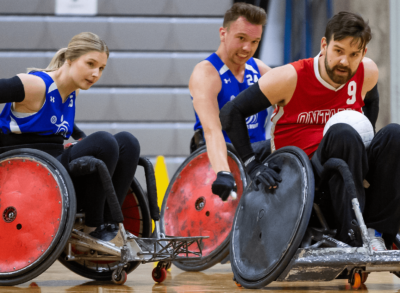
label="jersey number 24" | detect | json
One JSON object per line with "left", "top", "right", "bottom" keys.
{"left": 246, "top": 74, "right": 259, "bottom": 86}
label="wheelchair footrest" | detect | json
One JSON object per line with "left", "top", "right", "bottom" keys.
{"left": 134, "top": 236, "right": 209, "bottom": 262}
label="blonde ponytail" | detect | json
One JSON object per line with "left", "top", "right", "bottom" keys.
{"left": 27, "top": 32, "right": 109, "bottom": 73}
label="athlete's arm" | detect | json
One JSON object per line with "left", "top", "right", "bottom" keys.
{"left": 72, "top": 123, "right": 87, "bottom": 140}
{"left": 361, "top": 57, "right": 379, "bottom": 131}
{"left": 220, "top": 65, "right": 297, "bottom": 189}
{"left": 363, "top": 84, "right": 379, "bottom": 132}
{"left": 254, "top": 58, "right": 272, "bottom": 76}
{"left": 361, "top": 57, "right": 379, "bottom": 97}
{"left": 189, "top": 60, "right": 230, "bottom": 174}
{"left": 221, "top": 64, "right": 297, "bottom": 160}
{"left": 13, "top": 74, "right": 46, "bottom": 113}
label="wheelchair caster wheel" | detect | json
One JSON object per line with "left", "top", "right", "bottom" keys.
{"left": 350, "top": 272, "right": 361, "bottom": 289}
{"left": 233, "top": 277, "right": 242, "bottom": 287}
{"left": 165, "top": 262, "right": 172, "bottom": 270}
{"left": 152, "top": 267, "right": 167, "bottom": 283}
{"left": 112, "top": 270, "right": 127, "bottom": 285}
{"left": 361, "top": 272, "right": 369, "bottom": 284}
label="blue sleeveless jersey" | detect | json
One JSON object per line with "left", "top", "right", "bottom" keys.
{"left": 192, "top": 53, "right": 268, "bottom": 143}
{"left": 0, "top": 71, "right": 76, "bottom": 139}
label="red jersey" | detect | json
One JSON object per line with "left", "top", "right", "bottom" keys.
{"left": 271, "top": 55, "right": 365, "bottom": 158}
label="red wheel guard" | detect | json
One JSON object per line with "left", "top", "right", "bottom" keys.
{"left": 0, "top": 158, "right": 63, "bottom": 273}
{"left": 163, "top": 153, "right": 244, "bottom": 257}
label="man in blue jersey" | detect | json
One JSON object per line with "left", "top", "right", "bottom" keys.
{"left": 189, "top": 3, "right": 271, "bottom": 201}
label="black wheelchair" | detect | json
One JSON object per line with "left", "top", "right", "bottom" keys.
{"left": 0, "top": 147, "right": 206, "bottom": 286}
{"left": 229, "top": 146, "right": 400, "bottom": 289}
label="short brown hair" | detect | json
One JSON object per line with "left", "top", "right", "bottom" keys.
{"left": 325, "top": 11, "right": 372, "bottom": 50}
{"left": 223, "top": 2, "right": 267, "bottom": 29}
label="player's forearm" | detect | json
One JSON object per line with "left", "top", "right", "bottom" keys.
{"left": 204, "top": 130, "right": 230, "bottom": 174}
{"left": 363, "top": 84, "right": 379, "bottom": 132}
{"left": 220, "top": 82, "right": 271, "bottom": 162}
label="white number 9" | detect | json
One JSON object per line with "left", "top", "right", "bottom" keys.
{"left": 347, "top": 81, "right": 357, "bottom": 105}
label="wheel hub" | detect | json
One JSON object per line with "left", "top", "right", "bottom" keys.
{"left": 3, "top": 206, "right": 17, "bottom": 223}
{"left": 195, "top": 197, "right": 206, "bottom": 211}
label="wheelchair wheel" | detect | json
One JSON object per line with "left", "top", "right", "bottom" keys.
{"left": 160, "top": 145, "right": 247, "bottom": 271}
{"left": 58, "top": 177, "right": 152, "bottom": 281}
{"left": 0, "top": 149, "right": 76, "bottom": 286}
{"left": 230, "top": 146, "right": 315, "bottom": 289}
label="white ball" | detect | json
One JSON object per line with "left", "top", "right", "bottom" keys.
{"left": 323, "top": 110, "right": 374, "bottom": 148}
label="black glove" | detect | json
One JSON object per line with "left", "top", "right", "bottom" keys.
{"left": 245, "top": 156, "right": 282, "bottom": 191}
{"left": 212, "top": 171, "right": 237, "bottom": 201}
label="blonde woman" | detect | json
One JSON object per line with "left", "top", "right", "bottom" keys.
{"left": 0, "top": 32, "right": 140, "bottom": 242}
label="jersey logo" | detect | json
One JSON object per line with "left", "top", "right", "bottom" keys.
{"left": 347, "top": 81, "right": 357, "bottom": 105}
{"left": 246, "top": 113, "right": 259, "bottom": 129}
{"left": 55, "top": 115, "right": 70, "bottom": 137}
{"left": 51, "top": 116, "right": 57, "bottom": 124}
{"left": 224, "top": 78, "right": 231, "bottom": 84}
{"left": 50, "top": 96, "right": 55, "bottom": 103}
{"left": 297, "top": 108, "right": 359, "bottom": 124}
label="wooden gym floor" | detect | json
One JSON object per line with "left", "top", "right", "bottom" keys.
{"left": 2, "top": 261, "right": 400, "bottom": 292}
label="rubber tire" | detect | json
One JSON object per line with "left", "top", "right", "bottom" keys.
{"left": 112, "top": 270, "right": 127, "bottom": 285}
{"left": 160, "top": 144, "right": 247, "bottom": 272}
{"left": 0, "top": 149, "right": 76, "bottom": 286}
{"left": 152, "top": 267, "right": 167, "bottom": 283}
{"left": 58, "top": 178, "right": 151, "bottom": 281}
{"left": 230, "top": 146, "right": 315, "bottom": 289}
{"left": 351, "top": 272, "right": 362, "bottom": 289}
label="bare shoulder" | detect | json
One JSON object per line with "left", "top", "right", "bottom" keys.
{"left": 362, "top": 57, "right": 379, "bottom": 76}
{"left": 254, "top": 58, "right": 271, "bottom": 76}
{"left": 16, "top": 73, "right": 46, "bottom": 100}
{"left": 191, "top": 60, "right": 220, "bottom": 82}
{"left": 362, "top": 57, "right": 379, "bottom": 93}
{"left": 189, "top": 60, "right": 221, "bottom": 98}
{"left": 267, "top": 63, "right": 297, "bottom": 80}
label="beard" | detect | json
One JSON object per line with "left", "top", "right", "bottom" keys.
{"left": 324, "top": 52, "right": 357, "bottom": 85}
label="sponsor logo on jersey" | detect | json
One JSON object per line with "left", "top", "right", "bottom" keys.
{"left": 246, "top": 113, "right": 259, "bottom": 129}
{"left": 55, "top": 115, "right": 70, "bottom": 137}
{"left": 297, "top": 108, "right": 358, "bottom": 124}
{"left": 224, "top": 78, "right": 231, "bottom": 84}
{"left": 51, "top": 115, "right": 57, "bottom": 124}
{"left": 50, "top": 96, "right": 55, "bottom": 103}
